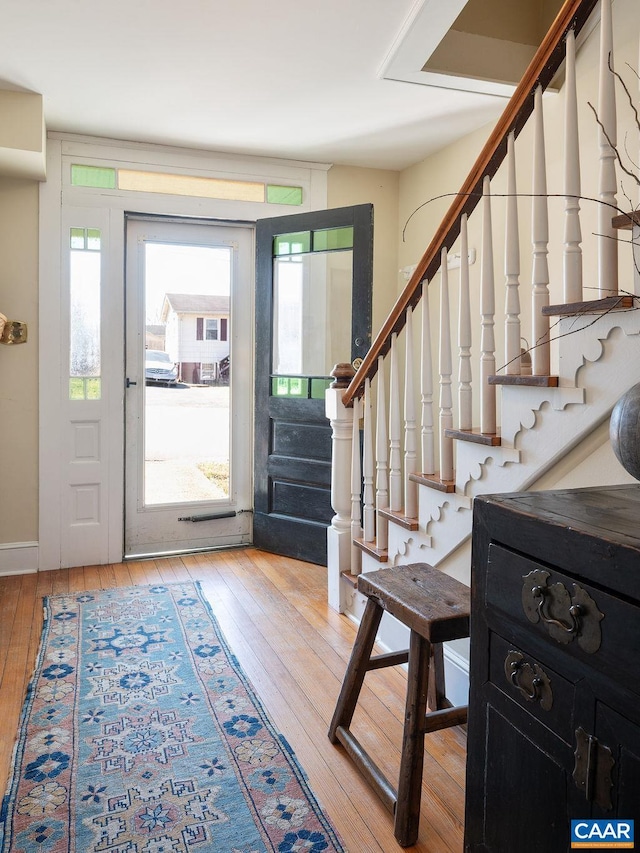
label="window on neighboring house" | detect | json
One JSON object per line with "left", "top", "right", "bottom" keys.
{"left": 196, "top": 317, "right": 228, "bottom": 341}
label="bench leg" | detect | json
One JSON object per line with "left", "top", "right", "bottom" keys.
{"left": 394, "top": 630, "right": 430, "bottom": 847}
{"left": 427, "top": 641, "right": 447, "bottom": 711}
{"left": 328, "top": 597, "right": 383, "bottom": 743}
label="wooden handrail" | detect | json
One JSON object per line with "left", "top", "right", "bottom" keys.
{"left": 342, "top": 0, "right": 600, "bottom": 408}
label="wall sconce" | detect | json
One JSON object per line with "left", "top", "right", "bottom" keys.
{"left": 0, "top": 312, "right": 28, "bottom": 345}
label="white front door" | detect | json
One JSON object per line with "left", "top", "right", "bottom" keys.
{"left": 124, "top": 217, "right": 253, "bottom": 557}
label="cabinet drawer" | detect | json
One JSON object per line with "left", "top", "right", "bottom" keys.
{"left": 485, "top": 544, "right": 640, "bottom": 690}
{"left": 489, "top": 632, "right": 575, "bottom": 744}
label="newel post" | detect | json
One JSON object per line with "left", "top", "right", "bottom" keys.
{"left": 326, "top": 362, "right": 356, "bottom": 612}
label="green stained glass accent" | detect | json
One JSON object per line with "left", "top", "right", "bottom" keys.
{"left": 70, "top": 227, "right": 101, "bottom": 251}
{"left": 273, "top": 232, "right": 311, "bottom": 256}
{"left": 71, "top": 164, "right": 117, "bottom": 189}
{"left": 69, "top": 378, "right": 84, "bottom": 400}
{"left": 272, "top": 376, "right": 309, "bottom": 397}
{"left": 310, "top": 378, "right": 332, "bottom": 399}
{"left": 70, "top": 228, "right": 86, "bottom": 249}
{"left": 69, "top": 377, "right": 101, "bottom": 400}
{"left": 86, "top": 378, "right": 101, "bottom": 399}
{"left": 267, "top": 185, "right": 303, "bottom": 206}
{"left": 313, "top": 226, "right": 354, "bottom": 252}
{"left": 87, "top": 229, "right": 101, "bottom": 251}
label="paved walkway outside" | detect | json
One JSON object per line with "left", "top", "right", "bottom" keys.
{"left": 144, "top": 384, "right": 230, "bottom": 505}
{"left": 145, "top": 458, "right": 228, "bottom": 504}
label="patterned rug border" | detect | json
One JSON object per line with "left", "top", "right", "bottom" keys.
{"left": 0, "top": 580, "right": 346, "bottom": 852}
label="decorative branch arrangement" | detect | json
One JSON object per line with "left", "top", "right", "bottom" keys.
{"left": 588, "top": 56, "right": 640, "bottom": 194}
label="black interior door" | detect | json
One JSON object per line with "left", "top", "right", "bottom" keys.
{"left": 254, "top": 204, "right": 373, "bottom": 565}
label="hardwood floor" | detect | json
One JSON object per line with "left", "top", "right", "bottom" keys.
{"left": 0, "top": 548, "right": 466, "bottom": 852}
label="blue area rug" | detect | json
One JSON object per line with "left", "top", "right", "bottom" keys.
{"left": 0, "top": 582, "right": 345, "bottom": 852}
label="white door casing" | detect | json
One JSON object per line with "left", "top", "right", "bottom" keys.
{"left": 39, "top": 135, "right": 328, "bottom": 570}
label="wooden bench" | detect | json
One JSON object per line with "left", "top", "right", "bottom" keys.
{"left": 328, "top": 563, "right": 470, "bottom": 847}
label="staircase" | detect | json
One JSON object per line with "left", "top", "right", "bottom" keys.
{"left": 325, "top": 0, "right": 640, "bottom": 692}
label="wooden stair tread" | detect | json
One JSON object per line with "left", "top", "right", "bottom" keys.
{"left": 340, "top": 569, "right": 359, "bottom": 587}
{"left": 489, "top": 374, "right": 558, "bottom": 387}
{"left": 444, "top": 428, "right": 501, "bottom": 446}
{"left": 542, "top": 295, "right": 634, "bottom": 316}
{"left": 612, "top": 212, "right": 640, "bottom": 231}
{"left": 378, "top": 507, "right": 419, "bottom": 530}
{"left": 409, "top": 472, "right": 456, "bottom": 493}
{"left": 353, "top": 537, "right": 389, "bottom": 562}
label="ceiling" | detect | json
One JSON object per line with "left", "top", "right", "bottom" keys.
{"left": 0, "top": 0, "right": 511, "bottom": 172}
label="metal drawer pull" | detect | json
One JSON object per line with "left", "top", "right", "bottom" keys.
{"left": 504, "top": 651, "right": 553, "bottom": 710}
{"left": 513, "top": 670, "right": 542, "bottom": 700}
{"left": 521, "top": 570, "right": 604, "bottom": 653}
{"left": 532, "top": 585, "right": 581, "bottom": 635}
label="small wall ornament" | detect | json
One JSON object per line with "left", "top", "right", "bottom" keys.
{"left": 0, "top": 312, "right": 28, "bottom": 345}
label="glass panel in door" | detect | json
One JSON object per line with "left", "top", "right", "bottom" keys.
{"left": 143, "top": 241, "right": 230, "bottom": 505}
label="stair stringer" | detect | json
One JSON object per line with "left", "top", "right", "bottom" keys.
{"left": 382, "top": 311, "right": 640, "bottom": 572}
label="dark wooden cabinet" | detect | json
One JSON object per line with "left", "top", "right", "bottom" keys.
{"left": 465, "top": 485, "right": 640, "bottom": 852}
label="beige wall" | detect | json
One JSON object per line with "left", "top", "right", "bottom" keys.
{"left": 0, "top": 176, "right": 39, "bottom": 544}
{"left": 327, "top": 165, "right": 400, "bottom": 335}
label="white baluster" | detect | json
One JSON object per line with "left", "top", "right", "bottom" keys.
{"left": 480, "top": 176, "right": 497, "bottom": 435}
{"left": 458, "top": 213, "right": 472, "bottom": 429}
{"left": 420, "top": 281, "right": 435, "bottom": 474}
{"left": 362, "top": 378, "right": 375, "bottom": 542}
{"left": 564, "top": 28, "right": 583, "bottom": 303}
{"left": 389, "top": 333, "right": 403, "bottom": 512}
{"left": 375, "top": 356, "right": 389, "bottom": 550}
{"left": 505, "top": 131, "right": 521, "bottom": 375}
{"left": 404, "top": 307, "right": 418, "bottom": 517}
{"left": 439, "top": 249, "right": 454, "bottom": 481}
{"left": 531, "top": 85, "right": 551, "bottom": 376}
{"left": 350, "top": 395, "right": 362, "bottom": 575}
{"left": 597, "top": 0, "right": 618, "bottom": 297}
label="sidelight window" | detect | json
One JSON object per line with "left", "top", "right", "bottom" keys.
{"left": 69, "top": 227, "right": 101, "bottom": 400}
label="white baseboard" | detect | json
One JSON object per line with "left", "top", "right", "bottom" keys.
{"left": 0, "top": 542, "right": 39, "bottom": 576}
{"left": 443, "top": 641, "right": 470, "bottom": 708}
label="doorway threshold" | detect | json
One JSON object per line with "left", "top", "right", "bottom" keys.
{"left": 123, "top": 542, "right": 251, "bottom": 561}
